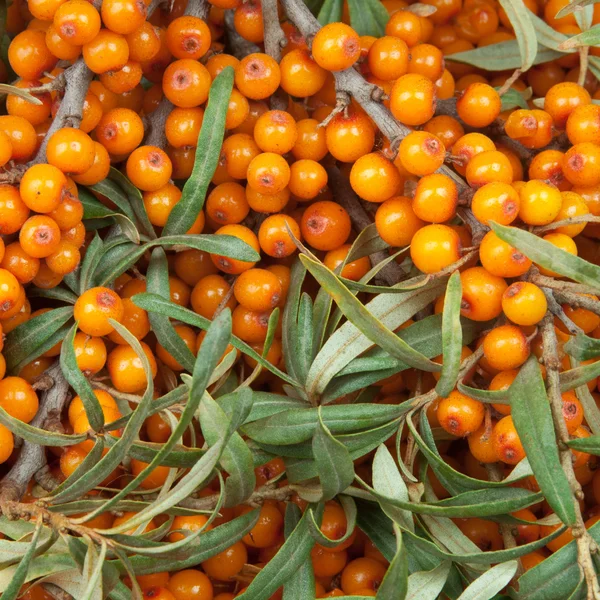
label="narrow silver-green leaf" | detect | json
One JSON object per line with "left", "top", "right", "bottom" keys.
{"left": 78, "top": 233, "right": 104, "bottom": 294}
{"left": 456, "top": 561, "right": 517, "bottom": 600}
{"left": 376, "top": 525, "right": 407, "bottom": 600}
{"left": 318, "top": 0, "right": 343, "bottom": 24}
{"left": 406, "top": 561, "right": 452, "bottom": 600}
{"left": 436, "top": 271, "right": 462, "bottom": 398}
{"left": 347, "top": 0, "right": 389, "bottom": 36}
{"left": 499, "top": 0, "right": 537, "bottom": 70}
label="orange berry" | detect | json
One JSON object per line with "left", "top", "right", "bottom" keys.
{"left": 492, "top": 415, "right": 526, "bottom": 465}
{"left": 544, "top": 82, "right": 591, "bottom": 129}
{"left": 552, "top": 191, "right": 590, "bottom": 237}
{"left": 254, "top": 110, "right": 298, "bottom": 155}
{"left": 390, "top": 73, "right": 436, "bottom": 126}
{"left": 45, "top": 240, "right": 80, "bottom": 274}
{"left": 0, "top": 115, "right": 38, "bottom": 161}
{"left": 258, "top": 214, "right": 301, "bottom": 258}
{"left": 460, "top": 266, "right": 507, "bottom": 322}
{"left": 312, "top": 22, "right": 361, "bottom": 72}
{"left": 502, "top": 282, "right": 548, "bottom": 326}
{"left": 95, "top": 107, "right": 144, "bottom": 155}
{"left": 19, "top": 215, "right": 61, "bottom": 258}
{"left": 410, "top": 224, "right": 461, "bottom": 273}
{"left": 412, "top": 173, "right": 457, "bottom": 223}
{"left": 74, "top": 286, "right": 124, "bottom": 336}
{"left": 235, "top": 53, "right": 280, "bottom": 101}
{"left": 83, "top": 29, "right": 129, "bottom": 74}
{"left": 280, "top": 49, "right": 328, "bottom": 98}
{"left": 289, "top": 159, "right": 328, "bottom": 200}
{"left": 0, "top": 376, "right": 39, "bottom": 423}
{"left": 350, "top": 152, "right": 402, "bottom": 203}
{"left": 301, "top": 200, "right": 351, "bottom": 251}
{"left": 325, "top": 108, "right": 375, "bottom": 163}
{"left": 375, "top": 195, "right": 424, "bottom": 247}
{"left": 456, "top": 83, "right": 501, "bottom": 128}
{"left": 471, "top": 182, "right": 520, "bottom": 226}
{"left": 563, "top": 142, "right": 600, "bottom": 187}
{"left": 107, "top": 341, "right": 158, "bottom": 393}
{"left": 126, "top": 145, "right": 172, "bottom": 192}
{"left": 466, "top": 150, "right": 513, "bottom": 187}
{"left": 8, "top": 30, "right": 57, "bottom": 81}
{"left": 385, "top": 10, "right": 423, "bottom": 46}
{"left": 246, "top": 152, "right": 290, "bottom": 195}
{"left": 211, "top": 224, "right": 260, "bottom": 274}
{"left": 324, "top": 244, "right": 370, "bottom": 281}
{"left": 483, "top": 324, "right": 530, "bottom": 372}
{"left": 19, "top": 164, "right": 67, "bottom": 214}
{"left": 479, "top": 230, "right": 532, "bottom": 278}
{"left": 162, "top": 58, "right": 212, "bottom": 108}
{"left": 438, "top": 390, "right": 485, "bottom": 436}
{"left": 398, "top": 131, "right": 445, "bottom": 176}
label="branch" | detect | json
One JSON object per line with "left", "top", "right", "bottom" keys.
{"left": 325, "top": 165, "right": 406, "bottom": 286}
{"left": 143, "top": 96, "right": 172, "bottom": 149}
{"left": 541, "top": 316, "right": 600, "bottom": 600}
{"left": 0, "top": 362, "right": 70, "bottom": 502}
{"left": 262, "top": 0, "right": 286, "bottom": 62}
{"left": 185, "top": 0, "right": 210, "bottom": 19}
{"left": 178, "top": 484, "right": 293, "bottom": 510}
{"left": 532, "top": 214, "right": 600, "bottom": 235}
{"left": 553, "top": 290, "right": 600, "bottom": 317}
{"left": 530, "top": 273, "right": 600, "bottom": 298}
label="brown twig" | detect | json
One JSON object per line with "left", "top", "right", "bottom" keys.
{"left": 530, "top": 273, "right": 600, "bottom": 298}
{"left": 262, "top": 0, "right": 287, "bottom": 62}
{"left": 497, "top": 68, "right": 523, "bottom": 96}
{"left": 532, "top": 214, "right": 600, "bottom": 235}
{"left": 184, "top": 0, "right": 210, "bottom": 19}
{"left": 178, "top": 484, "right": 293, "bottom": 510}
{"left": 541, "top": 316, "right": 600, "bottom": 600}
{"left": 553, "top": 290, "right": 600, "bottom": 317}
{"left": 143, "top": 96, "right": 172, "bottom": 149}
{"left": 542, "top": 288, "right": 584, "bottom": 335}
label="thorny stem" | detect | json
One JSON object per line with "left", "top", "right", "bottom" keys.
{"left": 541, "top": 316, "right": 600, "bottom": 600}
{"left": 317, "top": 91, "right": 351, "bottom": 128}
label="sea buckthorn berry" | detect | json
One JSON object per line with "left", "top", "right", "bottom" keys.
{"left": 0, "top": 115, "right": 37, "bottom": 161}
{"left": 45, "top": 240, "right": 80, "bottom": 274}
{"left": 221, "top": 133, "right": 261, "bottom": 180}
{"left": 1, "top": 242, "right": 40, "bottom": 284}
{"left": 167, "top": 569, "right": 213, "bottom": 600}
{"left": 165, "top": 107, "right": 204, "bottom": 148}
{"left": 101, "top": 0, "right": 146, "bottom": 35}
{"left": 19, "top": 215, "right": 61, "bottom": 258}
{"left": 258, "top": 214, "right": 301, "bottom": 258}
{"left": 292, "top": 119, "right": 327, "bottom": 161}
{"left": 408, "top": 43, "right": 444, "bottom": 81}
{"left": 126, "top": 145, "right": 172, "bottom": 192}
{"left": 502, "top": 282, "right": 548, "bottom": 326}
{"left": 324, "top": 244, "right": 370, "bottom": 281}
{"left": 483, "top": 324, "right": 530, "bottom": 372}
{"left": 162, "top": 59, "right": 212, "bottom": 108}
{"left": 0, "top": 269, "right": 22, "bottom": 318}
{"left": 563, "top": 142, "right": 600, "bottom": 187}
{"left": 437, "top": 390, "right": 485, "bottom": 436}
{"left": 398, "top": 131, "right": 445, "bottom": 176}
{"left": 173, "top": 249, "right": 218, "bottom": 287}
{"left": 234, "top": 268, "right": 282, "bottom": 312}
{"left": 312, "top": 22, "right": 360, "bottom": 72}
{"left": 246, "top": 152, "right": 290, "bottom": 195}
{"left": 280, "top": 49, "right": 328, "bottom": 98}
{"left": 451, "top": 132, "right": 495, "bottom": 177}
{"left": 54, "top": 0, "right": 101, "bottom": 45}
{"left": 166, "top": 15, "right": 211, "bottom": 60}
{"left": 79, "top": 92, "right": 103, "bottom": 133}
{"left": 301, "top": 200, "right": 351, "bottom": 251}
{"left": 460, "top": 266, "right": 507, "bottom": 322}
{"left": 563, "top": 295, "right": 600, "bottom": 333}
{"left": 456, "top": 83, "right": 501, "bottom": 128}
{"left": 325, "top": 108, "right": 376, "bottom": 163}
{"left": 6, "top": 80, "right": 51, "bottom": 126}
{"left": 375, "top": 196, "right": 425, "bottom": 247}
{"left": 566, "top": 103, "right": 600, "bottom": 145}
{"left": 385, "top": 10, "right": 423, "bottom": 46}
{"left": 126, "top": 22, "right": 161, "bottom": 62}
{"left": 350, "top": 152, "right": 402, "bottom": 203}
{"left": 0, "top": 423, "right": 13, "bottom": 464}
{"left": 0, "top": 186, "right": 30, "bottom": 236}
{"left": 505, "top": 109, "right": 553, "bottom": 150}
{"left": 0, "top": 377, "right": 39, "bottom": 423}
{"left": 74, "top": 286, "right": 124, "bottom": 336}
{"left": 156, "top": 324, "right": 196, "bottom": 371}
{"left": 29, "top": 0, "right": 68, "bottom": 21}
{"left": 73, "top": 332, "right": 107, "bottom": 375}
{"left": 528, "top": 149, "right": 567, "bottom": 190}
{"left": 539, "top": 232, "right": 578, "bottom": 276}
{"left": 201, "top": 541, "right": 247, "bottom": 581}
{"left": 544, "top": 82, "right": 591, "bottom": 129}
{"left": 226, "top": 89, "right": 250, "bottom": 130}
{"left": 493, "top": 415, "right": 525, "bottom": 464}
{"left": 246, "top": 186, "right": 290, "bottom": 213}
{"left": 206, "top": 53, "right": 240, "bottom": 80}
{"left": 456, "top": 518, "right": 503, "bottom": 552}
{"left": 232, "top": 305, "right": 273, "bottom": 343}
{"left": 95, "top": 107, "right": 144, "bottom": 155}
{"left": 562, "top": 391, "right": 584, "bottom": 434}
{"left": 424, "top": 115, "right": 464, "bottom": 150}
{"left": 518, "top": 179, "right": 562, "bottom": 226}
{"left": 471, "top": 182, "right": 520, "bottom": 226}
{"left": 411, "top": 223, "right": 461, "bottom": 274}
{"left": 206, "top": 182, "right": 249, "bottom": 225}
{"left": 8, "top": 30, "right": 57, "bottom": 81}
{"left": 235, "top": 53, "right": 281, "bottom": 101}
{"left": 0, "top": 131, "right": 12, "bottom": 168}
{"left": 46, "top": 127, "right": 95, "bottom": 174}
{"left": 367, "top": 36, "right": 409, "bottom": 81}
{"left": 237, "top": 501, "right": 284, "bottom": 548}
{"left": 412, "top": 173, "right": 457, "bottom": 223}
{"left": 211, "top": 224, "right": 260, "bottom": 274}
{"left": 254, "top": 110, "right": 297, "bottom": 155}
{"left": 311, "top": 546, "right": 348, "bottom": 578}
{"left": 99, "top": 61, "right": 143, "bottom": 95}
{"left": 468, "top": 423, "right": 499, "bottom": 464}
{"left": 108, "top": 298, "right": 150, "bottom": 344}
{"left": 83, "top": 29, "right": 129, "bottom": 74}
{"left": 553, "top": 191, "right": 590, "bottom": 237}
{"left": 191, "top": 274, "right": 236, "bottom": 319}
{"left": 466, "top": 150, "right": 513, "bottom": 188}
{"left": 32, "top": 262, "right": 63, "bottom": 289}
{"left": 390, "top": 73, "right": 436, "bottom": 126}
{"left": 71, "top": 141, "right": 110, "bottom": 186}
{"left": 233, "top": 0, "right": 264, "bottom": 43}
{"left": 107, "top": 341, "right": 157, "bottom": 393}
{"left": 341, "top": 558, "right": 387, "bottom": 595}
{"left": 19, "top": 164, "right": 67, "bottom": 214}
{"left": 289, "top": 159, "right": 328, "bottom": 200}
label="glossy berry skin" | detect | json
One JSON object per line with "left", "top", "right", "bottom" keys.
{"left": 312, "top": 22, "right": 361, "bottom": 72}
{"left": 479, "top": 230, "right": 532, "bottom": 278}
{"left": 234, "top": 268, "right": 282, "bottom": 311}
{"left": 325, "top": 109, "right": 375, "bottom": 163}
{"left": 202, "top": 541, "right": 247, "bottom": 581}
{"left": 460, "top": 266, "right": 507, "bottom": 322}
{"left": 471, "top": 182, "right": 520, "bottom": 226}
{"left": 413, "top": 173, "right": 457, "bottom": 223}
{"left": 368, "top": 36, "right": 409, "bottom": 81}
{"left": 258, "top": 214, "right": 301, "bottom": 258}
{"left": 544, "top": 82, "right": 591, "bottom": 129}
{"left": 518, "top": 180, "right": 563, "bottom": 226}
{"left": 211, "top": 224, "right": 260, "bottom": 274}
{"left": 493, "top": 415, "right": 526, "bottom": 465}
{"left": 300, "top": 201, "right": 351, "bottom": 251}
{"left": 466, "top": 150, "right": 513, "bottom": 187}
{"left": 375, "top": 196, "right": 425, "bottom": 247}
{"left": 410, "top": 224, "right": 461, "bottom": 274}
{"left": 74, "top": 286, "right": 124, "bottom": 337}
{"left": 324, "top": 244, "right": 370, "bottom": 281}
{"left": 390, "top": 73, "right": 436, "bottom": 126}
{"left": 162, "top": 59, "right": 212, "bottom": 108}
{"left": 456, "top": 83, "right": 501, "bottom": 128}
{"left": 350, "top": 152, "right": 402, "bottom": 203}
{"left": 398, "top": 131, "right": 445, "bottom": 176}
{"left": 246, "top": 153, "right": 291, "bottom": 195}
{"left": 166, "top": 16, "right": 211, "bottom": 60}
{"left": 279, "top": 49, "right": 327, "bottom": 98}
{"left": 235, "top": 53, "right": 281, "bottom": 101}
{"left": 502, "top": 282, "right": 548, "bottom": 326}
{"left": 483, "top": 324, "right": 530, "bottom": 372}
{"left": 19, "top": 215, "right": 61, "bottom": 259}
{"left": 107, "top": 341, "right": 158, "bottom": 393}
{"left": 167, "top": 569, "right": 213, "bottom": 600}
{"left": 0, "top": 376, "right": 39, "bottom": 423}
{"left": 566, "top": 103, "right": 600, "bottom": 145}
{"left": 340, "top": 558, "right": 387, "bottom": 595}
{"left": 437, "top": 390, "right": 485, "bottom": 437}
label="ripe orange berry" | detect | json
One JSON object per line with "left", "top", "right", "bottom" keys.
{"left": 126, "top": 145, "right": 172, "bottom": 192}
{"left": 107, "top": 341, "right": 158, "bottom": 393}
{"left": 350, "top": 152, "right": 402, "bottom": 203}
{"left": 19, "top": 164, "right": 67, "bottom": 214}
{"left": 563, "top": 294, "right": 600, "bottom": 333}
{"left": 301, "top": 200, "right": 351, "bottom": 251}
{"left": 165, "top": 107, "right": 204, "bottom": 148}
{"left": 456, "top": 83, "right": 501, "bottom": 128}
{"left": 1, "top": 242, "right": 40, "bottom": 284}
{"left": 254, "top": 110, "right": 298, "bottom": 155}
{"left": 518, "top": 179, "right": 562, "bottom": 226}
{"left": 412, "top": 173, "right": 457, "bottom": 223}
{"left": 312, "top": 22, "right": 360, "bottom": 72}
{"left": 101, "top": 0, "right": 146, "bottom": 35}
{"left": 289, "top": 159, "right": 328, "bottom": 200}
{"left": 0, "top": 423, "right": 14, "bottom": 464}
{"left": 544, "top": 82, "right": 591, "bottom": 129}
{"left": 8, "top": 30, "right": 57, "bottom": 81}
{"left": 45, "top": 240, "right": 80, "bottom": 275}
{"left": 493, "top": 415, "right": 526, "bottom": 465}
{"left": 6, "top": 80, "right": 52, "bottom": 127}
{"left": 191, "top": 274, "right": 236, "bottom": 319}
{"left": 502, "top": 282, "right": 548, "bottom": 326}
{"left": 483, "top": 324, "right": 530, "bottom": 372}
{"left": 563, "top": 142, "right": 600, "bottom": 187}
{"left": 246, "top": 152, "right": 290, "bottom": 195}
{"left": 390, "top": 73, "right": 436, "bottom": 126}
{"left": 385, "top": 10, "right": 423, "bottom": 46}
{"left": 539, "top": 232, "right": 578, "bottom": 276}
{"left": 95, "top": 107, "right": 144, "bottom": 155}
{"left": 398, "top": 131, "right": 445, "bottom": 176}
{"left": 233, "top": 0, "right": 264, "bottom": 43}
{"left": 201, "top": 541, "right": 247, "bottom": 581}
{"left": 467, "top": 423, "right": 499, "bottom": 463}
{"left": 211, "top": 224, "right": 260, "bottom": 274}
{"left": 99, "top": 61, "right": 143, "bottom": 95}
{"left": 325, "top": 108, "right": 376, "bottom": 163}
{"left": 235, "top": 53, "right": 281, "bottom": 101}
{"left": 233, "top": 268, "right": 282, "bottom": 312}
{"left": 566, "top": 103, "right": 600, "bottom": 145}
{"left": 126, "top": 22, "right": 161, "bottom": 62}
{"left": 437, "top": 390, "right": 485, "bottom": 437}
{"left": 410, "top": 224, "right": 461, "bottom": 274}
{"left": 367, "top": 36, "right": 410, "bottom": 81}
{"left": 324, "top": 244, "right": 370, "bottom": 281}
{"left": 165, "top": 16, "right": 211, "bottom": 60}
{"left": 292, "top": 118, "right": 327, "bottom": 161}
{"left": 221, "top": 133, "right": 261, "bottom": 180}
{"left": 0, "top": 376, "right": 39, "bottom": 423}
{"left": 0, "top": 115, "right": 39, "bottom": 161}
{"left": 162, "top": 59, "right": 212, "bottom": 108}
{"left": 280, "top": 49, "right": 328, "bottom": 98}
{"left": 205, "top": 182, "right": 249, "bottom": 225}
{"left": 258, "top": 214, "right": 301, "bottom": 258}
{"left": 68, "top": 389, "right": 117, "bottom": 425}
{"left": 375, "top": 196, "right": 424, "bottom": 247}
{"left": 341, "top": 558, "right": 387, "bottom": 595}
{"left": 466, "top": 150, "right": 513, "bottom": 187}
{"left": 479, "top": 230, "right": 532, "bottom": 278}
{"left": 471, "top": 182, "right": 520, "bottom": 226}
{"left": 54, "top": 0, "right": 101, "bottom": 45}
{"left": 460, "top": 266, "right": 507, "bottom": 322}
{"left": 19, "top": 215, "right": 61, "bottom": 258}
{"left": 83, "top": 29, "right": 129, "bottom": 74}
{"left": 552, "top": 191, "right": 590, "bottom": 237}
{"left": 167, "top": 569, "right": 213, "bottom": 600}
{"left": 74, "top": 286, "right": 124, "bottom": 336}
{"left": 46, "top": 127, "right": 95, "bottom": 174}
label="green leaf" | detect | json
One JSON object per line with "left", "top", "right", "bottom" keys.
{"left": 295, "top": 293, "right": 314, "bottom": 384}
{"left": 51, "top": 438, "right": 105, "bottom": 497}
{"left": 445, "top": 40, "right": 562, "bottom": 70}
{"left": 282, "top": 258, "right": 306, "bottom": 383}
{"left": 300, "top": 254, "right": 440, "bottom": 374}
{"left": 436, "top": 272, "right": 463, "bottom": 398}
{"left": 406, "top": 562, "right": 452, "bottom": 600}
{"left": 307, "top": 497, "right": 358, "bottom": 549}
{"left": 146, "top": 247, "right": 195, "bottom": 373}
{"left": 27, "top": 286, "right": 78, "bottom": 304}
{"left": 498, "top": 0, "right": 537, "bottom": 70}
{"left": 4, "top": 307, "right": 73, "bottom": 372}
{"left": 236, "top": 508, "right": 315, "bottom": 600}
{"left": 491, "top": 222, "right": 600, "bottom": 293}
{"left": 0, "top": 83, "right": 43, "bottom": 104}
{"left": 79, "top": 540, "right": 106, "bottom": 600}
{"left": 564, "top": 333, "right": 600, "bottom": 361}
{"left": 560, "top": 360, "right": 600, "bottom": 392}
{"left": 307, "top": 281, "right": 446, "bottom": 397}
{"left": 347, "top": 0, "right": 389, "bottom": 36}
{"left": 457, "top": 383, "right": 510, "bottom": 405}
{"left": 499, "top": 86, "right": 531, "bottom": 111}
{"left": 558, "top": 21, "right": 600, "bottom": 49}
{"left": 456, "top": 561, "right": 517, "bottom": 600}
{"left": 317, "top": 0, "right": 343, "bottom": 24}
{"left": 79, "top": 187, "right": 121, "bottom": 220}
{"left": 282, "top": 504, "right": 315, "bottom": 600}
{"left": 566, "top": 433, "right": 600, "bottom": 454}
{"left": 554, "top": 0, "right": 600, "bottom": 19}
{"left": 132, "top": 292, "right": 297, "bottom": 385}
{"left": 163, "top": 67, "right": 234, "bottom": 236}
{"left": 527, "top": 10, "right": 572, "bottom": 51}
{"left": 372, "top": 445, "right": 414, "bottom": 532}
{"left": 376, "top": 525, "right": 408, "bottom": 600}
{"left": 89, "top": 177, "right": 137, "bottom": 224}
{"left": 509, "top": 356, "right": 577, "bottom": 526}
{"left": 60, "top": 322, "right": 105, "bottom": 431}
{"left": 312, "top": 407, "right": 355, "bottom": 501}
